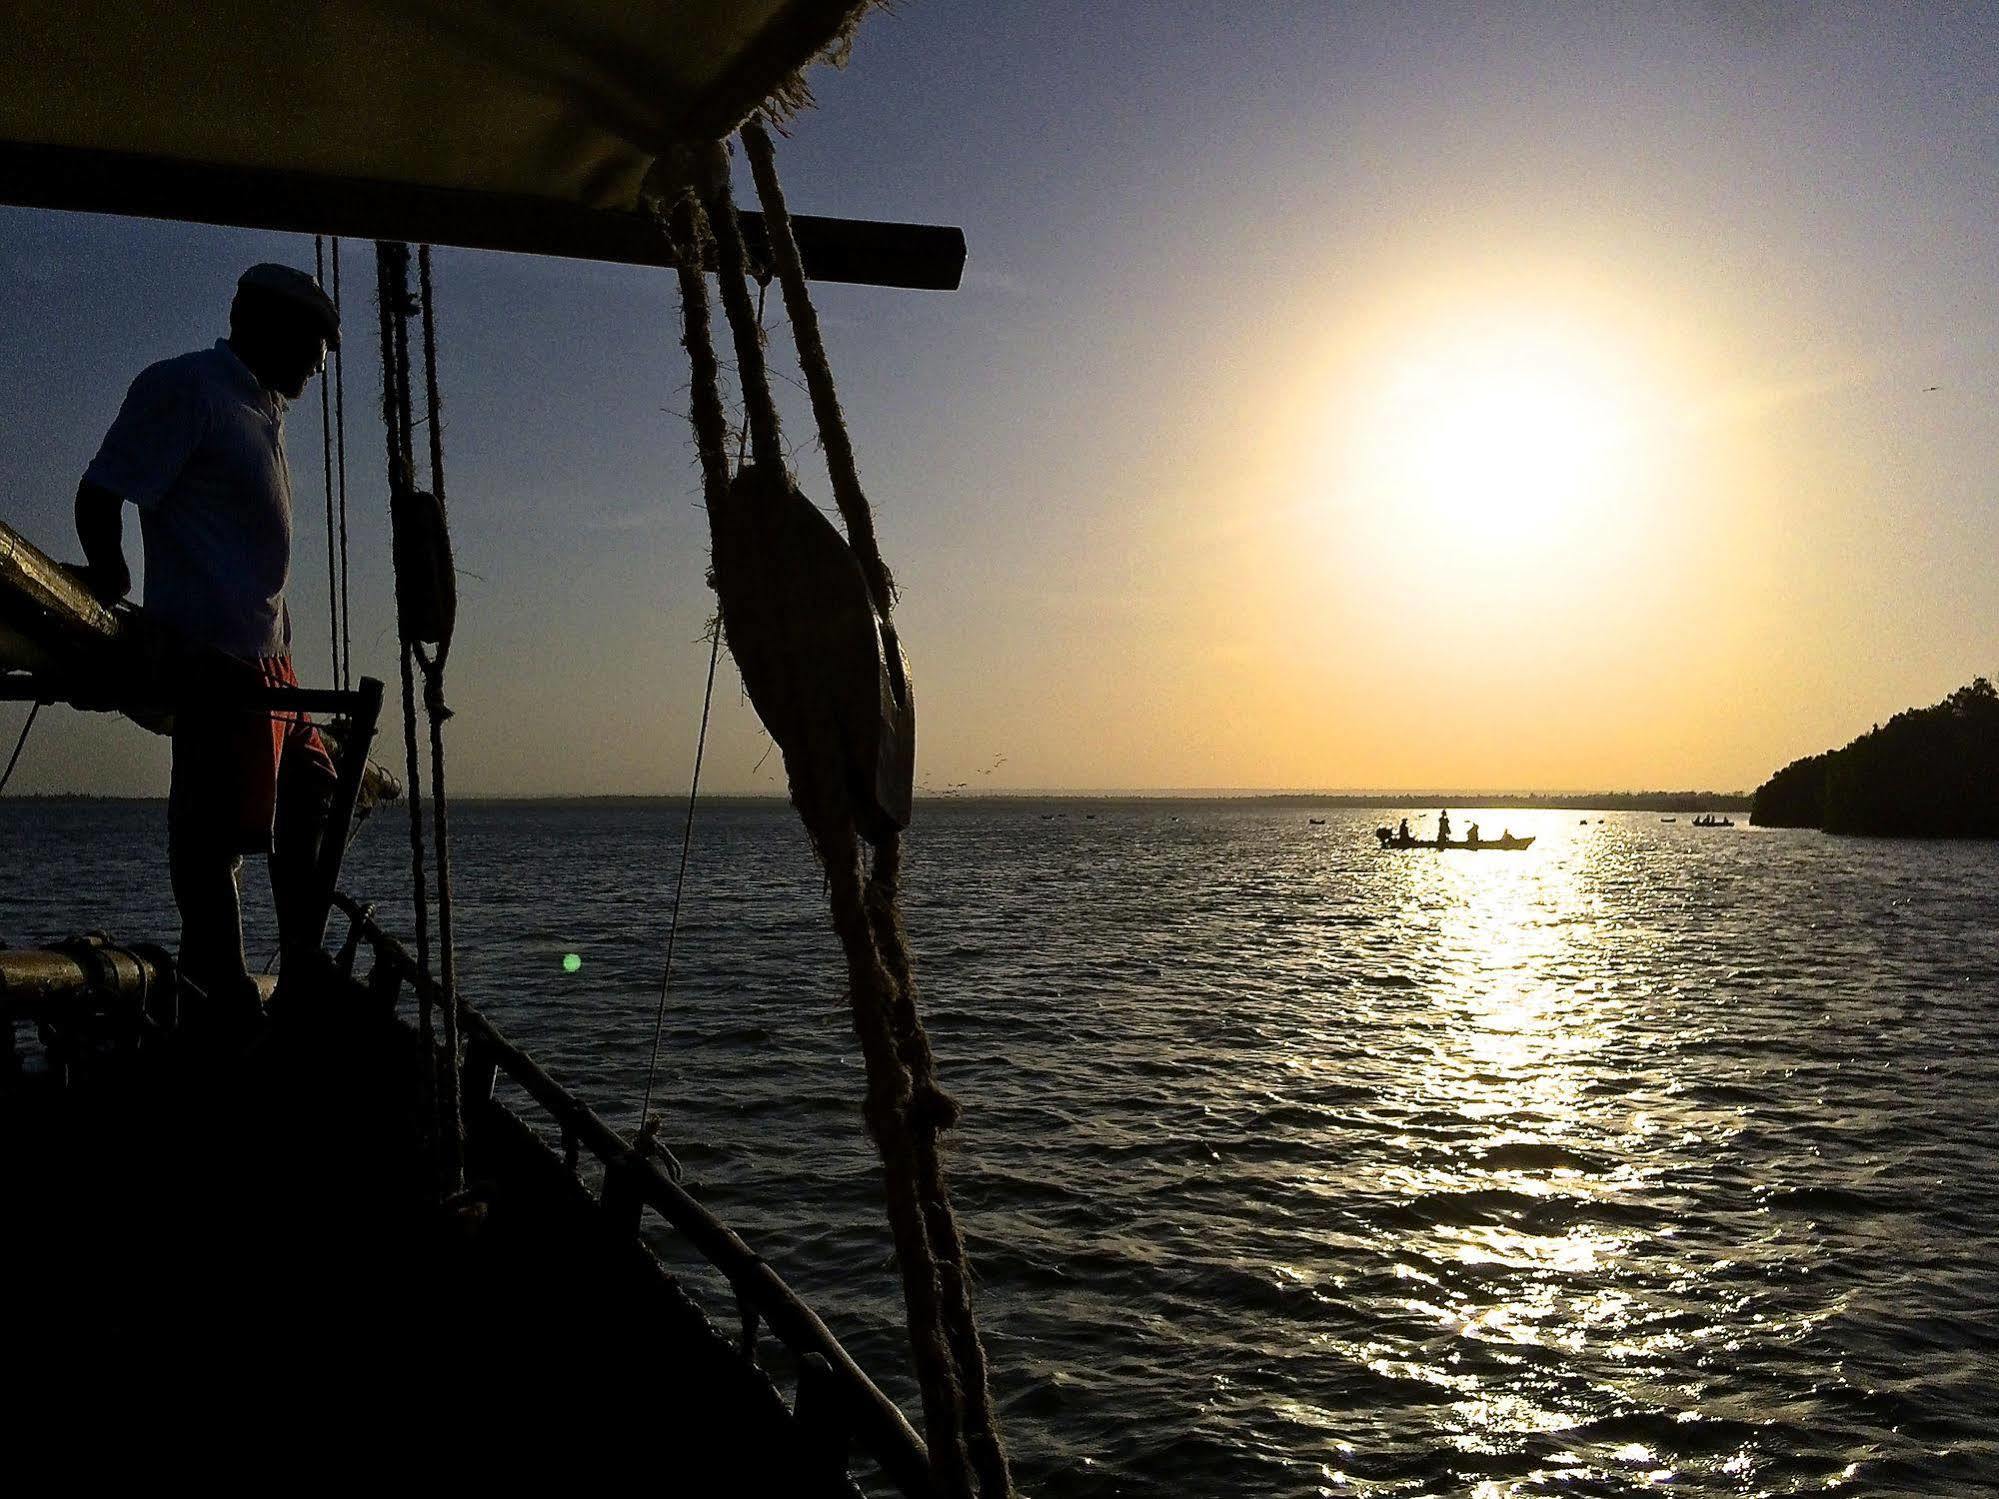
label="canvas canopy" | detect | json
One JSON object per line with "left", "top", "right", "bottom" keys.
{"left": 0, "top": 0, "right": 961, "bottom": 287}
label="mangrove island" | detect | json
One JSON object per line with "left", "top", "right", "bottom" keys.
{"left": 1751, "top": 676, "right": 1999, "bottom": 837}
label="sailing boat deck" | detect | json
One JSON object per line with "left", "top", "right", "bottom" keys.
{"left": 2, "top": 936, "right": 921, "bottom": 1492}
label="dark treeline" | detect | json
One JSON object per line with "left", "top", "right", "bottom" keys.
{"left": 1751, "top": 677, "right": 1999, "bottom": 837}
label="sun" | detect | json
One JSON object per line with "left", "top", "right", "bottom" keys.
{"left": 1352, "top": 321, "right": 1639, "bottom": 549}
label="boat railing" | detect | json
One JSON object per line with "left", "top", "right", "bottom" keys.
{"left": 327, "top": 891, "right": 934, "bottom": 1499}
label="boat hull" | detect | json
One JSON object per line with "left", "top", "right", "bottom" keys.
{"left": 1, "top": 959, "right": 878, "bottom": 1491}
{"left": 1374, "top": 830, "right": 1535, "bottom": 851}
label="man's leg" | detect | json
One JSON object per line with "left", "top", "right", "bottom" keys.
{"left": 168, "top": 824, "right": 252, "bottom": 1009}
{"left": 167, "top": 684, "right": 269, "bottom": 1028}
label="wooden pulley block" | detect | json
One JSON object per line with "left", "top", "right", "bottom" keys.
{"left": 709, "top": 464, "right": 914, "bottom": 845}
{"left": 390, "top": 488, "right": 456, "bottom": 652}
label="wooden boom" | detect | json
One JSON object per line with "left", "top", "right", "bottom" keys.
{"left": 0, "top": 142, "right": 967, "bottom": 292}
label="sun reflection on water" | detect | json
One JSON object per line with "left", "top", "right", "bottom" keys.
{"left": 1323, "top": 813, "right": 1713, "bottom": 1488}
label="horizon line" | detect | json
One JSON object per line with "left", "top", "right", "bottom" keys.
{"left": 4, "top": 786, "right": 1757, "bottom": 803}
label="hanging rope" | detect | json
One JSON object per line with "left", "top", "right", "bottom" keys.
{"left": 740, "top": 278, "right": 769, "bottom": 470}
{"left": 635, "top": 621, "right": 720, "bottom": 1160}
{"left": 316, "top": 235, "right": 340, "bottom": 684}
{"left": 864, "top": 836, "right": 1010, "bottom": 1496}
{"left": 741, "top": 123, "right": 894, "bottom": 614}
{"left": 635, "top": 273, "right": 768, "bottom": 1168}
{"left": 670, "top": 192, "right": 733, "bottom": 498}
{"left": 332, "top": 237, "right": 354, "bottom": 692}
{"left": 374, "top": 239, "right": 464, "bottom": 1199}
{"left": 744, "top": 128, "right": 1011, "bottom": 1498}
{"left": 415, "top": 243, "right": 466, "bottom": 1196}
{"left": 375, "top": 240, "right": 434, "bottom": 1118}
{"left": 671, "top": 141, "right": 1011, "bottom": 1499}
{"left": 696, "top": 158, "right": 975, "bottom": 1498}
{"left": 702, "top": 174, "right": 785, "bottom": 481}
{"left": 0, "top": 702, "right": 40, "bottom": 795}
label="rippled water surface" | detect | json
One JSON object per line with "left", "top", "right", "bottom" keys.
{"left": 6, "top": 799, "right": 1997, "bottom": 1495}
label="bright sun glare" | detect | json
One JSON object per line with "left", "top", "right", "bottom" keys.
{"left": 1353, "top": 322, "right": 1639, "bottom": 550}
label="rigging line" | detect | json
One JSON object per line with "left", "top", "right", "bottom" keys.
{"left": 742, "top": 123, "right": 895, "bottom": 614}
{"left": 696, "top": 153, "right": 785, "bottom": 479}
{"left": 391, "top": 258, "right": 417, "bottom": 487}
{"left": 634, "top": 252, "right": 762, "bottom": 1158}
{"left": 317, "top": 235, "right": 339, "bottom": 688}
{"left": 636, "top": 619, "right": 722, "bottom": 1154}
{"left": 332, "top": 237, "right": 353, "bottom": 692}
{"left": 418, "top": 245, "right": 448, "bottom": 513}
{"left": 421, "top": 662, "right": 465, "bottom": 1195}
{"left": 415, "top": 241, "right": 465, "bottom": 1195}
{"left": 738, "top": 278, "right": 769, "bottom": 469}
{"left": 0, "top": 702, "right": 40, "bottom": 794}
{"left": 699, "top": 149, "right": 978, "bottom": 1495}
{"left": 377, "top": 240, "right": 440, "bottom": 1171}
{"left": 668, "top": 191, "right": 731, "bottom": 498}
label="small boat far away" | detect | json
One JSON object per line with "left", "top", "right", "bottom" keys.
{"left": 1691, "top": 814, "right": 1736, "bottom": 827}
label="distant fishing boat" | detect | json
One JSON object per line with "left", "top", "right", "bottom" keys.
{"left": 1374, "top": 828, "right": 1534, "bottom": 851}
{"left": 1692, "top": 815, "right": 1735, "bottom": 828}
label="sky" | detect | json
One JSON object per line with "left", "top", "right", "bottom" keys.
{"left": 1, "top": 1, "right": 1995, "bottom": 796}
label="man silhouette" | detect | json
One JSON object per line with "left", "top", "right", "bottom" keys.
{"left": 75, "top": 263, "right": 340, "bottom": 1027}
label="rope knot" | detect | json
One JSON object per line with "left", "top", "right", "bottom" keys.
{"left": 910, "top": 1083, "right": 962, "bottom": 1134}
{"left": 420, "top": 665, "right": 452, "bottom": 724}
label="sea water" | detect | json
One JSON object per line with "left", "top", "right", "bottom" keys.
{"left": 4, "top": 798, "right": 1995, "bottom": 1496}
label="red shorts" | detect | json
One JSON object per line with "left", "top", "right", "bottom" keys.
{"left": 169, "top": 653, "right": 336, "bottom": 854}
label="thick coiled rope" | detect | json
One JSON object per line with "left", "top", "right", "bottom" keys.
{"left": 745, "top": 120, "right": 1007, "bottom": 1495}
{"left": 667, "top": 138, "right": 1011, "bottom": 1499}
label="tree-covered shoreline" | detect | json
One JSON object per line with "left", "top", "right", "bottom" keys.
{"left": 1751, "top": 678, "right": 1999, "bottom": 836}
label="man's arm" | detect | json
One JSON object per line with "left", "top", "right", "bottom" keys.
{"left": 79, "top": 354, "right": 209, "bottom": 605}
{"left": 73, "top": 480, "right": 132, "bottom": 603}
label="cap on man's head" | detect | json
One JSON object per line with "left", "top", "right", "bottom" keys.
{"left": 236, "top": 262, "right": 340, "bottom": 348}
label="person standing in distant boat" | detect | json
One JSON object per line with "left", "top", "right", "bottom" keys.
{"left": 72, "top": 263, "right": 341, "bottom": 1031}
{"left": 1397, "top": 817, "right": 1411, "bottom": 844}
{"left": 1437, "top": 810, "right": 1452, "bottom": 846}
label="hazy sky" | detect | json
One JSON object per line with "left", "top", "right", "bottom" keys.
{"left": 1, "top": 1, "right": 1994, "bottom": 795}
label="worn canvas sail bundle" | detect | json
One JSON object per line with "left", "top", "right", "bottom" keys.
{"left": 1, "top": 0, "right": 868, "bottom": 195}
{"left": 0, "top": 1, "right": 959, "bottom": 284}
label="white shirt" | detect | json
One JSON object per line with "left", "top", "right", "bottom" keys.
{"left": 85, "top": 340, "right": 294, "bottom": 657}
